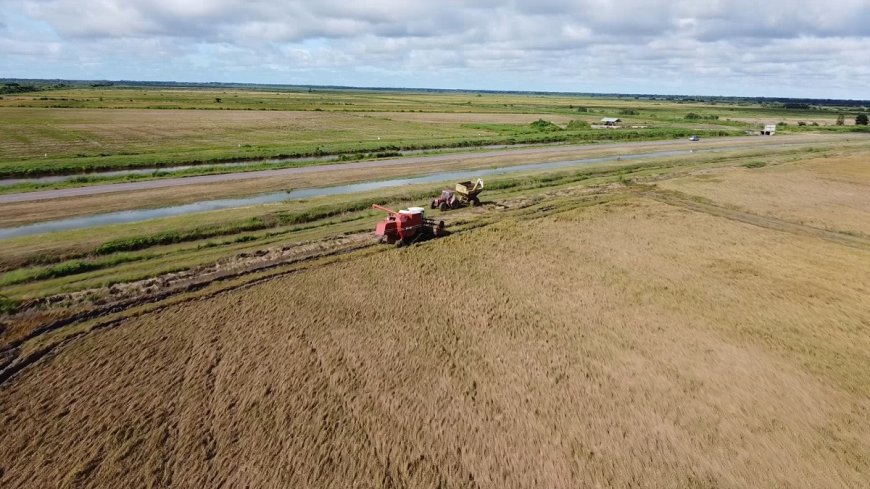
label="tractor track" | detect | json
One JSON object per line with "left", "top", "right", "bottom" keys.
{"left": 640, "top": 188, "right": 870, "bottom": 250}
{"left": 9, "top": 180, "right": 841, "bottom": 388}
{"left": 0, "top": 239, "right": 377, "bottom": 387}
{"left": 0, "top": 185, "right": 623, "bottom": 387}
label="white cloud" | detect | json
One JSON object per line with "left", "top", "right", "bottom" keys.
{"left": 1, "top": 1, "right": 868, "bottom": 98}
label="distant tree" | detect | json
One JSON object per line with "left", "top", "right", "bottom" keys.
{"left": 836, "top": 114, "right": 845, "bottom": 125}
{"left": 856, "top": 114, "right": 869, "bottom": 125}
{"left": 214, "top": 97, "right": 222, "bottom": 103}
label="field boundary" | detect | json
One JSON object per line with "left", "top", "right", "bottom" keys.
{"left": 642, "top": 188, "right": 870, "bottom": 249}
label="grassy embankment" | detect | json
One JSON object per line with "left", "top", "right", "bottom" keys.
{"left": 0, "top": 142, "right": 861, "bottom": 310}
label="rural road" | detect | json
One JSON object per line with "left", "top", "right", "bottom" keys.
{"left": 0, "top": 134, "right": 858, "bottom": 204}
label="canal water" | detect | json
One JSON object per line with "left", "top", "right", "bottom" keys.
{"left": 0, "top": 148, "right": 699, "bottom": 240}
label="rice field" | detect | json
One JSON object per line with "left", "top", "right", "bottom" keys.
{"left": 1, "top": 151, "right": 868, "bottom": 487}
{"left": 659, "top": 152, "right": 870, "bottom": 237}
{"left": 5, "top": 86, "right": 864, "bottom": 179}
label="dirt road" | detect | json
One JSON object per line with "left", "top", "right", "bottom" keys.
{"left": 0, "top": 134, "right": 856, "bottom": 204}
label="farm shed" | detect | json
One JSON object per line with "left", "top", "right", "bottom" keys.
{"left": 601, "top": 117, "right": 622, "bottom": 126}
{"left": 762, "top": 123, "right": 776, "bottom": 135}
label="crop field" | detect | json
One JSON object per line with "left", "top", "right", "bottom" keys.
{"left": 2, "top": 86, "right": 866, "bottom": 184}
{"left": 1, "top": 137, "right": 869, "bottom": 487}
{"left": 659, "top": 152, "right": 870, "bottom": 236}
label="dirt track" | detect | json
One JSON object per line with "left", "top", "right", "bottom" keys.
{"left": 0, "top": 134, "right": 854, "bottom": 204}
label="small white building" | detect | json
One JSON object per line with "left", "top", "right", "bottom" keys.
{"left": 762, "top": 123, "right": 776, "bottom": 135}
{"left": 600, "top": 117, "right": 622, "bottom": 127}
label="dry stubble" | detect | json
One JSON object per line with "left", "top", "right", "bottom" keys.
{"left": 1, "top": 197, "right": 868, "bottom": 488}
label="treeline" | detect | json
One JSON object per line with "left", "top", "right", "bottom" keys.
{"left": 2, "top": 78, "right": 867, "bottom": 107}
{"left": 1, "top": 83, "right": 41, "bottom": 94}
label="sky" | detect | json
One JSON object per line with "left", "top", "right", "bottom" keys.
{"left": 1, "top": 1, "right": 869, "bottom": 99}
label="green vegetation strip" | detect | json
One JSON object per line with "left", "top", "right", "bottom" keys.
{"left": 1, "top": 143, "right": 862, "bottom": 309}
{"left": 0, "top": 126, "right": 740, "bottom": 182}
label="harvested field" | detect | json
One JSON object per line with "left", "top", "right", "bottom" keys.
{"left": 0, "top": 108, "right": 483, "bottom": 162}
{"left": 659, "top": 152, "right": 870, "bottom": 236}
{"left": 375, "top": 112, "right": 577, "bottom": 125}
{"left": 2, "top": 194, "right": 868, "bottom": 487}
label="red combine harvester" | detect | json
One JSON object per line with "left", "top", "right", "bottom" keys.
{"left": 372, "top": 204, "right": 445, "bottom": 247}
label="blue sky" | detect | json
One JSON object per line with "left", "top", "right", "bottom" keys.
{"left": 2, "top": 1, "right": 869, "bottom": 99}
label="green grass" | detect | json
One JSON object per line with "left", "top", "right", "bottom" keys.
{"left": 0, "top": 293, "right": 16, "bottom": 313}
{"left": 0, "top": 254, "right": 150, "bottom": 287}
{"left": 0, "top": 120, "right": 740, "bottom": 180}
{"left": 95, "top": 217, "right": 272, "bottom": 254}
{"left": 2, "top": 144, "right": 833, "bottom": 301}
{"left": 2, "top": 85, "right": 852, "bottom": 182}
{"left": 0, "top": 86, "right": 805, "bottom": 180}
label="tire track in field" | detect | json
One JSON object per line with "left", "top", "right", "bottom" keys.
{"left": 642, "top": 188, "right": 870, "bottom": 250}
{"left": 0, "top": 186, "right": 622, "bottom": 388}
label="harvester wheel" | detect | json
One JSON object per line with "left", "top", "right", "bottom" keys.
{"left": 430, "top": 200, "right": 437, "bottom": 209}
{"left": 439, "top": 202, "right": 448, "bottom": 212}
{"left": 395, "top": 238, "right": 405, "bottom": 248}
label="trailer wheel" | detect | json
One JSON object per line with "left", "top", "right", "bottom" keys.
{"left": 430, "top": 200, "right": 437, "bottom": 209}
{"left": 471, "top": 197, "right": 480, "bottom": 207}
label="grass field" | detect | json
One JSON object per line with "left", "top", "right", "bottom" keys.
{"left": 3, "top": 86, "right": 866, "bottom": 181}
{"left": 1, "top": 134, "right": 869, "bottom": 486}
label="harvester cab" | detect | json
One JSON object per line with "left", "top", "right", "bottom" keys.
{"left": 372, "top": 204, "right": 444, "bottom": 247}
